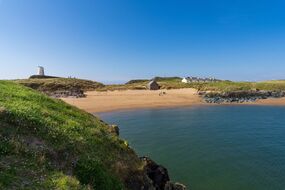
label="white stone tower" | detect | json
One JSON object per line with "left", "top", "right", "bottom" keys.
{"left": 37, "top": 66, "right": 45, "bottom": 76}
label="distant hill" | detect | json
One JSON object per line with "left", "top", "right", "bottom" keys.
{"left": 125, "top": 79, "right": 149, "bottom": 84}
{"left": 105, "top": 78, "right": 285, "bottom": 92}
{"left": 125, "top": 77, "right": 183, "bottom": 85}
{"left": 14, "top": 78, "right": 104, "bottom": 95}
{"left": 152, "top": 76, "right": 182, "bottom": 82}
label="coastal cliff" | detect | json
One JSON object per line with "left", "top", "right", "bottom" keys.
{"left": 0, "top": 81, "right": 186, "bottom": 190}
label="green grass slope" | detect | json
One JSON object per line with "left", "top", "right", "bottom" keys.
{"left": 0, "top": 81, "right": 149, "bottom": 190}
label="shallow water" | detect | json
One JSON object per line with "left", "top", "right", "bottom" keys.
{"left": 99, "top": 106, "right": 285, "bottom": 190}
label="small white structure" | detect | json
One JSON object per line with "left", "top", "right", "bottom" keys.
{"left": 37, "top": 66, "right": 45, "bottom": 76}
{"left": 181, "top": 77, "right": 188, "bottom": 83}
{"left": 181, "top": 76, "right": 220, "bottom": 83}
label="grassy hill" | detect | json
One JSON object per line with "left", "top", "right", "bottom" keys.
{"left": 15, "top": 77, "right": 285, "bottom": 93}
{"left": 0, "top": 81, "right": 152, "bottom": 189}
{"left": 107, "top": 78, "right": 285, "bottom": 92}
{"left": 15, "top": 78, "right": 104, "bottom": 93}
{"left": 152, "top": 77, "right": 182, "bottom": 82}
{"left": 125, "top": 79, "right": 149, "bottom": 85}
{"left": 100, "top": 77, "right": 188, "bottom": 91}
{"left": 186, "top": 80, "right": 285, "bottom": 92}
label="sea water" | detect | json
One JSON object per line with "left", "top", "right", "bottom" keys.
{"left": 99, "top": 106, "right": 285, "bottom": 190}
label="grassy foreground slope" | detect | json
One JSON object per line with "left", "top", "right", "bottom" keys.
{"left": 0, "top": 81, "right": 150, "bottom": 190}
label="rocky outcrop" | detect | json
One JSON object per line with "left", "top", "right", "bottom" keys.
{"left": 46, "top": 89, "right": 86, "bottom": 98}
{"left": 141, "top": 156, "right": 169, "bottom": 189}
{"left": 108, "top": 124, "right": 120, "bottom": 136}
{"left": 202, "top": 90, "right": 285, "bottom": 104}
{"left": 141, "top": 156, "right": 187, "bottom": 190}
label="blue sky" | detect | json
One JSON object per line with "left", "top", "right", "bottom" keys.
{"left": 1, "top": 0, "right": 285, "bottom": 83}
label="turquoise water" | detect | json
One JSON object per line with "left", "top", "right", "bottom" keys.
{"left": 99, "top": 106, "right": 285, "bottom": 190}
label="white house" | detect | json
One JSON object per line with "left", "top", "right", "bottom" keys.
{"left": 181, "top": 77, "right": 188, "bottom": 83}
{"left": 181, "top": 76, "right": 220, "bottom": 83}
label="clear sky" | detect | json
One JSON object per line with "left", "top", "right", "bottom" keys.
{"left": 1, "top": 0, "right": 285, "bottom": 83}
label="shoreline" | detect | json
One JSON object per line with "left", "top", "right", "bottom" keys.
{"left": 62, "top": 89, "right": 285, "bottom": 113}
{"left": 96, "top": 103, "right": 285, "bottom": 115}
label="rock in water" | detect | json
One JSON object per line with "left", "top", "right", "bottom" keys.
{"left": 165, "top": 182, "right": 187, "bottom": 190}
{"left": 141, "top": 156, "right": 170, "bottom": 190}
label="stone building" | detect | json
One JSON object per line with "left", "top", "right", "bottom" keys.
{"left": 147, "top": 80, "right": 160, "bottom": 90}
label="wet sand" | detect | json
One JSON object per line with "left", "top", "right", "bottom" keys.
{"left": 62, "top": 89, "right": 285, "bottom": 113}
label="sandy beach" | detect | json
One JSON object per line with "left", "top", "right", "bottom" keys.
{"left": 62, "top": 89, "right": 285, "bottom": 113}
{"left": 253, "top": 97, "right": 285, "bottom": 106}
{"left": 62, "top": 88, "right": 203, "bottom": 113}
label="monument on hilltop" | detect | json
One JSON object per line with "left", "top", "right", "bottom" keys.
{"left": 29, "top": 66, "right": 59, "bottom": 79}
{"left": 37, "top": 66, "right": 45, "bottom": 76}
